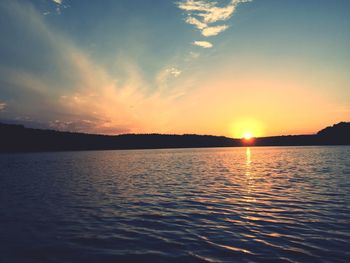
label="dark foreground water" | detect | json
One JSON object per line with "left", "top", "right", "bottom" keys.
{"left": 1, "top": 146, "right": 350, "bottom": 263}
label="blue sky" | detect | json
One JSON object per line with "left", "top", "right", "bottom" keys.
{"left": 0, "top": 0, "right": 349, "bottom": 136}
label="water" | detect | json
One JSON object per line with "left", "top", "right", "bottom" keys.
{"left": 1, "top": 146, "right": 350, "bottom": 262}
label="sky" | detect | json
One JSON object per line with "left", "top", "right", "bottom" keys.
{"left": 0, "top": 0, "right": 349, "bottom": 137}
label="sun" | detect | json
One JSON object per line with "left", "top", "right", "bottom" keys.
{"left": 230, "top": 119, "right": 264, "bottom": 139}
{"left": 243, "top": 131, "right": 253, "bottom": 140}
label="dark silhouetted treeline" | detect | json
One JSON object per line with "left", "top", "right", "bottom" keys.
{"left": 0, "top": 123, "right": 240, "bottom": 152}
{"left": 0, "top": 122, "right": 349, "bottom": 152}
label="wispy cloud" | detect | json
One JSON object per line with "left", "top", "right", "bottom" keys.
{"left": 202, "top": 24, "right": 228, "bottom": 37}
{"left": 185, "top": 16, "right": 207, "bottom": 29}
{"left": 47, "top": 0, "right": 68, "bottom": 15}
{"left": 189, "top": 51, "right": 200, "bottom": 58}
{"left": 177, "top": 0, "right": 252, "bottom": 48}
{"left": 193, "top": 40, "right": 213, "bottom": 48}
{"left": 0, "top": 0, "right": 187, "bottom": 134}
{"left": 167, "top": 67, "right": 182, "bottom": 77}
{"left": 156, "top": 66, "right": 182, "bottom": 91}
{"left": 0, "top": 102, "right": 6, "bottom": 111}
{"left": 178, "top": 0, "right": 235, "bottom": 24}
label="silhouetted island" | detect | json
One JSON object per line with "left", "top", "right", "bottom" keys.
{"left": 0, "top": 122, "right": 349, "bottom": 152}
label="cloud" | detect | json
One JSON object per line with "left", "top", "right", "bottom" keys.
{"left": 202, "top": 24, "right": 228, "bottom": 37}
{"left": 156, "top": 66, "right": 182, "bottom": 91}
{"left": 189, "top": 51, "right": 200, "bottom": 58}
{"left": 193, "top": 40, "right": 213, "bottom": 48}
{"left": 185, "top": 16, "right": 207, "bottom": 30}
{"left": 177, "top": 0, "right": 252, "bottom": 46}
{"left": 198, "top": 2, "right": 235, "bottom": 24}
{"left": 167, "top": 67, "right": 182, "bottom": 77}
{"left": 0, "top": 1, "right": 184, "bottom": 135}
{"left": 48, "top": 0, "right": 68, "bottom": 15}
{"left": 48, "top": 119, "right": 130, "bottom": 134}
{"left": 0, "top": 102, "right": 6, "bottom": 111}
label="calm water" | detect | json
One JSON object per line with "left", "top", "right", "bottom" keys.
{"left": 1, "top": 146, "right": 350, "bottom": 262}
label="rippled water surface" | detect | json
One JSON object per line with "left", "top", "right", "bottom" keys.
{"left": 1, "top": 146, "right": 350, "bottom": 262}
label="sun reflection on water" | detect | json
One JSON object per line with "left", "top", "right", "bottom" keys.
{"left": 246, "top": 147, "right": 251, "bottom": 165}
{"left": 245, "top": 147, "right": 252, "bottom": 177}
{"left": 244, "top": 147, "right": 256, "bottom": 203}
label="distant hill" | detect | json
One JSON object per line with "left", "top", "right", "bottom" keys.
{"left": 251, "top": 122, "right": 350, "bottom": 146}
{"left": 0, "top": 122, "right": 349, "bottom": 152}
{"left": 317, "top": 122, "right": 350, "bottom": 144}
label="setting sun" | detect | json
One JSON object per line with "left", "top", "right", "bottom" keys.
{"left": 243, "top": 132, "right": 253, "bottom": 140}
{"left": 230, "top": 119, "right": 264, "bottom": 138}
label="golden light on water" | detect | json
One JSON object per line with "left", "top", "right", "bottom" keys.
{"left": 246, "top": 147, "right": 251, "bottom": 168}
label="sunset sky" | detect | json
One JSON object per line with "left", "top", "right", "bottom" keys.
{"left": 0, "top": 0, "right": 349, "bottom": 137}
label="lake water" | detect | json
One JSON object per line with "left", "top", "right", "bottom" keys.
{"left": 1, "top": 146, "right": 350, "bottom": 262}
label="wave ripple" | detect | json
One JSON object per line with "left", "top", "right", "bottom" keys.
{"left": 1, "top": 146, "right": 350, "bottom": 262}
